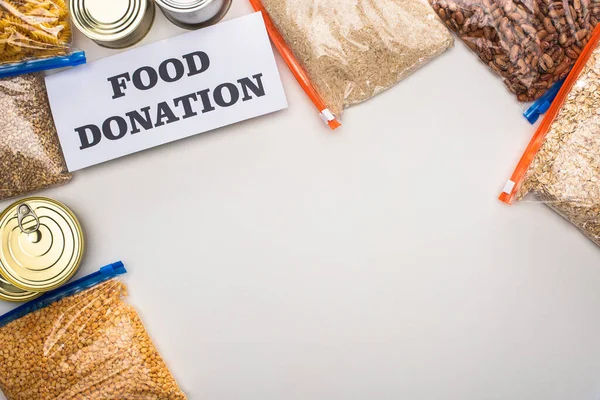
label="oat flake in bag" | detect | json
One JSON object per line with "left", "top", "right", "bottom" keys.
{"left": 250, "top": 0, "right": 453, "bottom": 129}
{"left": 500, "top": 25, "right": 600, "bottom": 247}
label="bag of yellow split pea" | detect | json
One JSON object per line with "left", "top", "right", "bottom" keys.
{"left": 0, "top": 262, "right": 187, "bottom": 399}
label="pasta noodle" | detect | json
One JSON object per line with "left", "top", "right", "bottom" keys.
{"left": 0, "top": 0, "right": 71, "bottom": 65}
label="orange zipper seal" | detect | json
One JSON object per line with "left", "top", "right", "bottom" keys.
{"left": 499, "top": 25, "right": 600, "bottom": 204}
{"left": 249, "top": 1, "right": 342, "bottom": 130}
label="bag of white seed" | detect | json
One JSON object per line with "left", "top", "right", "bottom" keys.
{"left": 0, "top": 73, "right": 71, "bottom": 200}
{"left": 0, "top": 262, "right": 187, "bottom": 400}
{"left": 500, "top": 25, "right": 600, "bottom": 247}
{"left": 249, "top": 0, "right": 453, "bottom": 129}
{"left": 429, "top": 0, "right": 598, "bottom": 102}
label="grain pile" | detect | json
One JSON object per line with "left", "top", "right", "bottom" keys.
{"left": 261, "top": 0, "right": 453, "bottom": 117}
{"left": 0, "top": 0, "right": 72, "bottom": 65}
{"left": 0, "top": 279, "right": 187, "bottom": 400}
{"left": 517, "top": 42, "right": 600, "bottom": 246}
{"left": 0, "top": 73, "right": 70, "bottom": 200}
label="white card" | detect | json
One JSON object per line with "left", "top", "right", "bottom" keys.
{"left": 45, "top": 12, "right": 288, "bottom": 171}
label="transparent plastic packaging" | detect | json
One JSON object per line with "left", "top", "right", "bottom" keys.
{"left": 0, "top": 0, "right": 85, "bottom": 78}
{"left": 0, "top": 262, "right": 187, "bottom": 400}
{"left": 430, "top": 0, "right": 597, "bottom": 102}
{"left": 0, "top": 73, "right": 71, "bottom": 200}
{"left": 500, "top": 25, "right": 600, "bottom": 247}
{"left": 250, "top": 0, "right": 454, "bottom": 129}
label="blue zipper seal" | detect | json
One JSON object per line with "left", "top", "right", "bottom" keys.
{"left": 0, "top": 261, "right": 126, "bottom": 328}
{"left": 524, "top": 78, "right": 565, "bottom": 124}
{"left": 0, "top": 51, "right": 86, "bottom": 79}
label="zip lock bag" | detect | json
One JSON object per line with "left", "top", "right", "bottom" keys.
{"left": 249, "top": 0, "right": 454, "bottom": 129}
{"left": 0, "top": 0, "right": 86, "bottom": 78}
{"left": 0, "top": 73, "right": 71, "bottom": 201}
{"left": 523, "top": 78, "right": 564, "bottom": 124}
{"left": 0, "top": 262, "right": 187, "bottom": 400}
{"left": 430, "top": 0, "right": 598, "bottom": 104}
{"left": 500, "top": 24, "right": 600, "bottom": 247}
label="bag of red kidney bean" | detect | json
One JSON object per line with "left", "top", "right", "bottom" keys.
{"left": 429, "top": 0, "right": 597, "bottom": 101}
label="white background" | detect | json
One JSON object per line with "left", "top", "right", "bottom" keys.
{"left": 2, "top": 2, "right": 600, "bottom": 399}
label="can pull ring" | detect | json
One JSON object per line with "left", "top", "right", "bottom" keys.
{"left": 17, "top": 203, "right": 40, "bottom": 235}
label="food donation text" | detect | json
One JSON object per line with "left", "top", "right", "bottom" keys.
{"left": 74, "top": 51, "right": 266, "bottom": 150}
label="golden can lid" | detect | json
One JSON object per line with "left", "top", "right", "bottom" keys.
{"left": 0, "top": 198, "right": 84, "bottom": 293}
{"left": 0, "top": 274, "right": 41, "bottom": 302}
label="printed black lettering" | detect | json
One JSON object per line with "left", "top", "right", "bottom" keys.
{"left": 126, "top": 106, "right": 153, "bottom": 134}
{"left": 75, "top": 124, "right": 102, "bottom": 150}
{"left": 132, "top": 66, "right": 159, "bottom": 90}
{"left": 102, "top": 116, "right": 129, "bottom": 140}
{"left": 106, "top": 73, "right": 131, "bottom": 99}
{"left": 159, "top": 58, "right": 185, "bottom": 83}
{"left": 173, "top": 93, "right": 199, "bottom": 119}
{"left": 182, "top": 51, "right": 210, "bottom": 77}
{"left": 155, "top": 101, "right": 181, "bottom": 127}
{"left": 238, "top": 74, "right": 265, "bottom": 101}
{"left": 213, "top": 83, "right": 239, "bottom": 107}
{"left": 196, "top": 89, "right": 216, "bottom": 113}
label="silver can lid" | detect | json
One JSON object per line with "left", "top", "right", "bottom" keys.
{"left": 70, "top": 0, "right": 149, "bottom": 44}
{"left": 158, "top": 0, "right": 211, "bottom": 11}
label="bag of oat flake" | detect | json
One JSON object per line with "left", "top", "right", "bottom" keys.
{"left": 0, "top": 262, "right": 187, "bottom": 400}
{"left": 500, "top": 24, "right": 600, "bottom": 247}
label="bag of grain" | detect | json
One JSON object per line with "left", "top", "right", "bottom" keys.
{"left": 0, "top": 262, "right": 187, "bottom": 400}
{"left": 430, "top": 0, "right": 597, "bottom": 102}
{"left": 500, "top": 25, "right": 600, "bottom": 247}
{"left": 249, "top": 0, "right": 453, "bottom": 129}
{"left": 0, "top": 73, "right": 71, "bottom": 200}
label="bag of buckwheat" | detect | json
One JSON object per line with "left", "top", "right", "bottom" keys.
{"left": 0, "top": 262, "right": 187, "bottom": 400}
{"left": 500, "top": 25, "right": 600, "bottom": 247}
{"left": 249, "top": 0, "right": 453, "bottom": 129}
{"left": 0, "top": 73, "right": 71, "bottom": 200}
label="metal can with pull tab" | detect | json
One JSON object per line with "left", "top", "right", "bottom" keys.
{"left": 0, "top": 197, "right": 84, "bottom": 294}
{"left": 70, "top": 0, "right": 155, "bottom": 49}
{"left": 0, "top": 275, "right": 40, "bottom": 303}
{"left": 155, "top": 0, "right": 232, "bottom": 30}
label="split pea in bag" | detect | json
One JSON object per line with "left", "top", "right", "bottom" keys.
{"left": 500, "top": 25, "right": 600, "bottom": 247}
{"left": 250, "top": 0, "right": 454, "bottom": 129}
{"left": 0, "top": 262, "right": 187, "bottom": 400}
{"left": 0, "top": 73, "right": 70, "bottom": 200}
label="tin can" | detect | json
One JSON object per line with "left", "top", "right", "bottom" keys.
{"left": 0, "top": 198, "right": 84, "bottom": 293}
{"left": 70, "top": 0, "right": 155, "bottom": 49}
{"left": 155, "top": 0, "right": 232, "bottom": 30}
{"left": 0, "top": 275, "right": 41, "bottom": 303}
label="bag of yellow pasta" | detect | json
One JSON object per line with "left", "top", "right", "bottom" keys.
{"left": 0, "top": 0, "right": 85, "bottom": 78}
